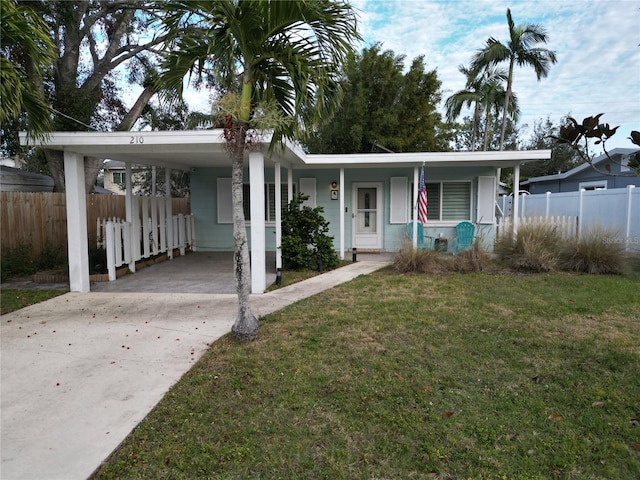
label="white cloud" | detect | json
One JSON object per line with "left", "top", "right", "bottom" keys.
{"left": 356, "top": 0, "right": 640, "bottom": 149}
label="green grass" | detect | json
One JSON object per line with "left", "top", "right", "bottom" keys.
{"left": 91, "top": 270, "right": 640, "bottom": 480}
{"left": 1, "top": 289, "right": 67, "bottom": 315}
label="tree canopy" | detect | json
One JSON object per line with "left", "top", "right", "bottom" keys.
{"left": 305, "top": 43, "right": 450, "bottom": 154}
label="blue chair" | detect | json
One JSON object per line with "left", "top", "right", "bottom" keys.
{"left": 453, "top": 221, "right": 476, "bottom": 255}
{"left": 407, "top": 222, "right": 434, "bottom": 249}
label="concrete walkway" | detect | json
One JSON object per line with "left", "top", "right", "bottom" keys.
{"left": 0, "top": 255, "right": 391, "bottom": 480}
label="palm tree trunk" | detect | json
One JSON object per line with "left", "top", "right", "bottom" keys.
{"left": 498, "top": 59, "right": 514, "bottom": 151}
{"left": 229, "top": 124, "right": 259, "bottom": 341}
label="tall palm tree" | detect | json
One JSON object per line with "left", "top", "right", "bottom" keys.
{"left": 471, "top": 8, "right": 556, "bottom": 150}
{"left": 0, "top": 0, "right": 55, "bottom": 141}
{"left": 445, "top": 65, "right": 483, "bottom": 151}
{"left": 446, "top": 65, "right": 518, "bottom": 151}
{"left": 159, "top": 0, "right": 360, "bottom": 340}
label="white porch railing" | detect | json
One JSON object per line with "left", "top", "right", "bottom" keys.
{"left": 97, "top": 196, "right": 195, "bottom": 281}
{"left": 496, "top": 215, "right": 578, "bottom": 241}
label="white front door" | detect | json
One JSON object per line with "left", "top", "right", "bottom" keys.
{"left": 352, "top": 183, "right": 383, "bottom": 250}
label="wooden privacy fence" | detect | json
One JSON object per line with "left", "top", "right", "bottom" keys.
{"left": 496, "top": 215, "right": 578, "bottom": 241}
{"left": 96, "top": 195, "right": 195, "bottom": 281}
{"left": 0, "top": 192, "right": 190, "bottom": 257}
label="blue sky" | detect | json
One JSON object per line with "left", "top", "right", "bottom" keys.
{"left": 350, "top": 0, "right": 640, "bottom": 151}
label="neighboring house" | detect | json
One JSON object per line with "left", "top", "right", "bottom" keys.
{"left": 521, "top": 148, "right": 640, "bottom": 193}
{"left": 20, "top": 130, "right": 550, "bottom": 293}
{"left": 102, "top": 160, "right": 128, "bottom": 194}
{"left": 0, "top": 165, "right": 54, "bottom": 192}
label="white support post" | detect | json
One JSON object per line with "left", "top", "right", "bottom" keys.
{"left": 166, "top": 168, "right": 173, "bottom": 259}
{"left": 249, "top": 151, "right": 266, "bottom": 294}
{"left": 125, "top": 163, "right": 135, "bottom": 272}
{"left": 339, "top": 167, "right": 345, "bottom": 259}
{"left": 287, "top": 166, "right": 293, "bottom": 203}
{"left": 512, "top": 163, "right": 521, "bottom": 236}
{"left": 63, "top": 151, "right": 90, "bottom": 292}
{"left": 625, "top": 185, "right": 635, "bottom": 252}
{"left": 151, "top": 197, "right": 159, "bottom": 255}
{"left": 412, "top": 167, "right": 419, "bottom": 249}
{"left": 274, "top": 161, "right": 282, "bottom": 271}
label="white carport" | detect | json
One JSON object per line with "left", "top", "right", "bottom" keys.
{"left": 20, "top": 130, "right": 306, "bottom": 294}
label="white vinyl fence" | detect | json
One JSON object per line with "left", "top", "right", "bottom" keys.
{"left": 498, "top": 185, "right": 639, "bottom": 251}
{"left": 97, "top": 196, "right": 195, "bottom": 281}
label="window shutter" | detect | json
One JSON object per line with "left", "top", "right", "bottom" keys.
{"left": 477, "top": 176, "right": 496, "bottom": 224}
{"left": 390, "top": 177, "right": 408, "bottom": 224}
{"left": 217, "top": 177, "right": 232, "bottom": 223}
{"left": 299, "top": 178, "right": 316, "bottom": 208}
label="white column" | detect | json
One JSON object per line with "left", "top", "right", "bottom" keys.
{"left": 64, "top": 151, "right": 90, "bottom": 292}
{"left": 287, "top": 166, "right": 293, "bottom": 203}
{"left": 125, "top": 163, "right": 135, "bottom": 272}
{"left": 339, "top": 167, "right": 345, "bottom": 259}
{"left": 249, "top": 151, "right": 266, "bottom": 293}
{"left": 512, "top": 163, "right": 521, "bottom": 236}
{"left": 412, "top": 167, "right": 419, "bottom": 248}
{"left": 166, "top": 167, "right": 173, "bottom": 259}
{"left": 274, "top": 161, "right": 282, "bottom": 270}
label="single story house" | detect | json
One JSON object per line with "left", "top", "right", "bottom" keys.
{"left": 522, "top": 148, "right": 640, "bottom": 193}
{"left": 20, "top": 130, "right": 550, "bottom": 293}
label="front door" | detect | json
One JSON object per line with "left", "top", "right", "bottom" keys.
{"left": 352, "top": 183, "right": 383, "bottom": 250}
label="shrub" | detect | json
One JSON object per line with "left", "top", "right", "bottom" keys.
{"left": 36, "top": 242, "right": 67, "bottom": 271}
{"left": 1, "top": 242, "right": 37, "bottom": 281}
{"left": 495, "top": 223, "right": 562, "bottom": 272}
{"left": 559, "top": 228, "right": 629, "bottom": 274}
{"left": 392, "top": 242, "right": 449, "bottom": 274}
{"left": 452, "top": 241, "right": 492, "bottom": 273}
{"left": 281, "top": 193, "right": 340, "bottom": 271}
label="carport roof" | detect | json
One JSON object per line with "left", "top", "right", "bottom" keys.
{"left": 20, "top": 129, "right": 551, "bottom": 169}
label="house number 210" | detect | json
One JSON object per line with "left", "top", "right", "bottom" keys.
{"left": 129, "top": 136, "right": 144, "bottom": 144}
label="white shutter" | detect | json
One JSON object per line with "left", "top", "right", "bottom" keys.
{"left": 299, "top": 178, "right": 316, "bottom": 208}
{"left": 476, "top": 176, "right": 496, "bottom": 224}
{"left": 390, "top": 177, "right": 408, "bottom": 224}
{"left": 217, "top": 177, "right": 232, "bottom": 223}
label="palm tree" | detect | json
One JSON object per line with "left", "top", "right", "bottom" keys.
{"left": 471, "top": 8, "right": 557, "bottom": 150}
{"left": 445, "top": 65, "right": 483, "bottom": 151}
{"left": 159, "top": 0, "right": 360, "bottom": 340}
{"left": 0, "top": 0, "right": 55, "bottom": 141}
{"left": 446, "top": 65, "right": 518, "bottom": 151}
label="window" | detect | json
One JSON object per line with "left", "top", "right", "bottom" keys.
{"left": 218, "top": 178, "right": 296, "bottom": 224}
{"left": 410, "top": 181, "right": 472, "bottom": 221}
{"left": 112, "top": 172, "right": 126, "bottom": 184}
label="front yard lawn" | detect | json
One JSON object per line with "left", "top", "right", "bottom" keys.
{"left": 93, "top": 271, "right": 640, "bottom": 479}
{"left": 1, "top": 289, "right": 67, "bottom": 315}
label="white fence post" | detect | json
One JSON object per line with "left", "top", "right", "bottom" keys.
{"left": 578, "top": 189, "right": 585, "bottom": 239}
{"left": 625, "top": 185, "right": 635, "bottom": 252}
{"left": 545, "top": 192, "right": 551, "bottom": 218}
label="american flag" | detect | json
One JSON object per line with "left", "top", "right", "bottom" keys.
{"left": 418, "top": 165, "right": 428, "bottom": 224}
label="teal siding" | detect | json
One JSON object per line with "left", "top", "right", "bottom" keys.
{"left": 191, "top": 165, "right": 497, "bottom": 253}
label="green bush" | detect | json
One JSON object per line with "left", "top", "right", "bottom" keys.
{"left": 37, "top": 241, "right": 67, "bottom": 271}
{"left": 281, "top": 193, "right": 340, "bottom": 271}
{"left": 1, "top": 242, "right": 37, "bottom": 281}
{"left": 559, "top": 228, "right": 629, "bottom": 274}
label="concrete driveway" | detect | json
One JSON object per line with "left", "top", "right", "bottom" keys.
{"left": 1, "top": 254, "right": 392, "bottom": 480}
